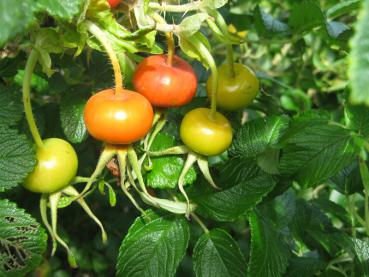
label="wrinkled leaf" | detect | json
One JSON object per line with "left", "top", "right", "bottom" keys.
{"left": 0, "top": 127, "right": 35, "bottom": 192}
{"left": 193, "top": 229, "right": 246, "bottom": 277}
{"left": 0, "top": 199, "right": 47, "bottom": 276}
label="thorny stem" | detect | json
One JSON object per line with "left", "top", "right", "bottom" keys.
{"left": 23, "top": 49, "right": 44, "bottom": 149}
{"left": 148, "top": 1, "right": 202, "bottom": 12}
{"left": 166, "top": 32, "right": 175, "bottom": 66}
{"left": 85, "top": 21, "right": 124, "bottom": 93}
{"left": 226, "top": 44, "right": 235, "bottom": 78}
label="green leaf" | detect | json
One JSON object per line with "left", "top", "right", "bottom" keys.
{"left": 60, "top": 91, "right": 88, "bottom": 143}
{"left": 260, "top": 188, "right": 296, "bottom": 229}
{"left": 285, "top": 256, "right": 326, "bottom": 277}
{"left": 202, "top": 0, "right": 228, "bottom": 9}
{"left": 116, "top": 210, "right": 190, "bottom": 277}
{"left": 193, "top": 229, "right": 246, "bottom": 277}
{"left": 326, "top": 21, "right": 351, "bottom": 40}
{"left": 351, "top": 238, "right": 369, "bottom": 276}
{"left": 279, "top": 116, "right": 359, "bottom": 188}
{"left": 179, "top": 13, "right": 209, "bottom": 37}
{"left": 230, "top": 115, "right": 289, "bottom": 158}
{"left": 256, "top": 148, "right": 280, "bottom": 174}
{"left": 0, "top": 85, "right": 23, "bottom": 127}
{"left": 146, "top": 133, "right": 196, "bottom": 189}
{"left": 35, "top": 0, "right": 84, "bottom": 22}
{"left": 311, "top": 198, "right": 351, "bottom": 226}
{"left": 329, "top": 160, "right": 363, "bottom": 194}
{"left": 0, "top": 0, "right": 37, "bottom": 47}
{"left": 349, "top": 0, "right": 369, "bottom": 105}
{"left": 254, "top": 6, "right": 289, "bottom": 37}
{"left": 359, "top": 159, "right": 369, "bottom": 192}
{"left": 288, "top": 1, "right": 325, "bottom": 34}
{"left": 280, "top": 89, "right": 311, "bottom": 113}
{"left": 178, "top": 32, "right": 211, "bottom": 67}
{"left": 248, "top": 209, "right": 290, "bottom": 277}
{"left": 0, "top": 127, "right": 35, "bottom": 192}
{"left": 219, "top": 157, "right": 260, "bottom": 187}
{"left": 0, "top": 199, "right": 47, "bottom": 276}
{"left": 327, "top": 0, "right": 361, "bottom": 19}
{"left": 194, "top": 173, "right": 275, "bottom": 222}
{"left": 289, "top": 200, "right": 347, "bottom": 256}
{"left": 14, "top": 70, "right": 49, "bottom": 93}
{"left": 345, "top": 104, "right": 369, "bottom": 137}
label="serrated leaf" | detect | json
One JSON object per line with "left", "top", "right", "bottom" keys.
{"left": 254, "top": 6, "right": 289, "bottom": 37}
{"left": 194, "top": 173, "right": 275, "bottom": 222}
{"left": 248, "top": 209, "right": 290, "bottom": 277}
{"left": 0, "top": 127, "right": 35, "bottom": 192}
{"left": 279, "top": 116, "right": 359, "bottom": 188}
{"left": 0, "top": 85, "right": 23, "bottom": 127}
{"left": 0, "top": 199, "right": 47, "bottom": 276}
{"left": 345, "top": 104, "right": 369, "bottom": 137}
{"left": 349, "top": 0, "right": 369, "bottom": 105}
{"left": 230, "top": 116, "right": 289, "bottom": 158}
{"left": 36, "top": 0, "right": 84, "bottom": 22}
{"left": 0, "top": 0, "right": 37, "bottom": 47}
{"left": 147, "top": 133, "right": 196, "bottom": 189}
{"left": 288, "top": 1, "right": 325, "bottom": 34}
{"left": 179, "top": 13, "right": 208, "bottom": 37}
{"left": 193, "top": 229, "right": 246, "bottom": 277}
{"left": 60, "top": 91, "right": 88, "bottom": 143}
{"left": 116, "top": 210, "right": 190, "bottom": 277}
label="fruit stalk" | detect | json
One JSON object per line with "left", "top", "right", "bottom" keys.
{"left": 166, "top": 32, "right": 175, "bottom": 66}
{"left": 226, "top": 44, "right": 235, "bottom": 78}
{"left": 23, "top": 49, "right": 44, "bottom": 149}
{"left": 85, "top": 21, "right": 124, "bottom": 94}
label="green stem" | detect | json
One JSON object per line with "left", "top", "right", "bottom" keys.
{"left": 23, "top": 49, "right": 44, "bottom": 149}
{"left": 151, "top": 12, "right": 179, "bottom": 33}
{"left": 359, "top": 158, "right": 369, "bottom": 236}
{"left": 186, "top": 37, "right": 218, "bottom": 116}
{"left": 365, "top": 188, "right": 369, "bottom": 236}
{"left": 346, "top": 191, "right": 357, "bottom": 237}
{"left": 226, "top": 44, "right": 235, "bottom": 78}
{"left": 191, "top": 213, "right": 209, "bottom": 233}
{"left": 148, "top": 1, "right": 202, "bottom": 12}
{"left": 85, "top": 21, "right": 124, "bottom": 93}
